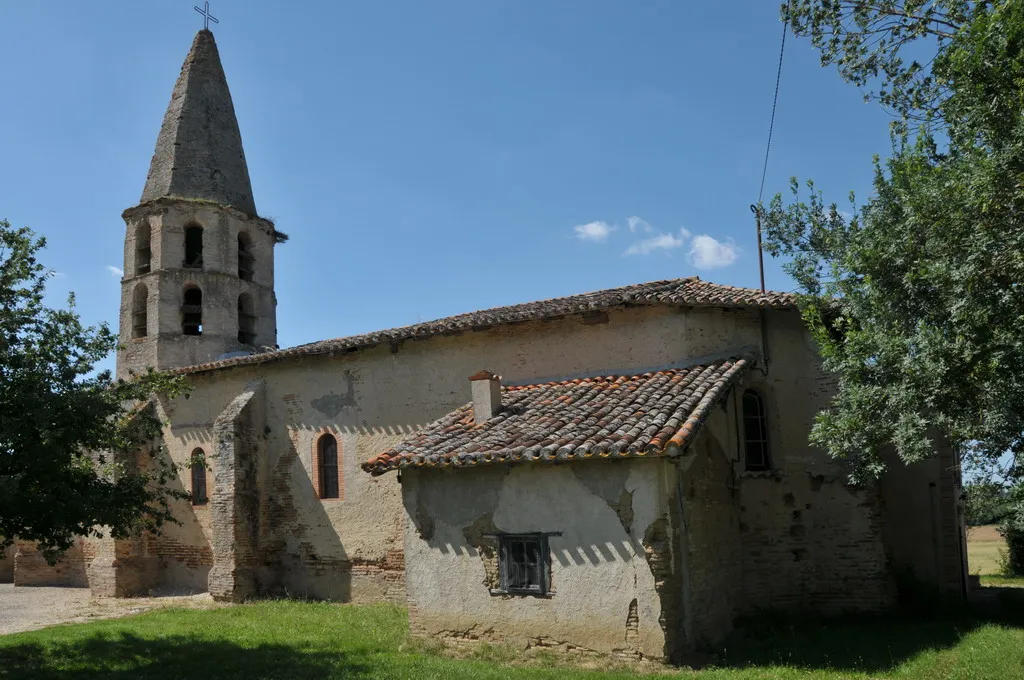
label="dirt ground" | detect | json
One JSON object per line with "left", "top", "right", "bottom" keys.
{"left": 0, "top": 583, "right": 221, "bottom": 636}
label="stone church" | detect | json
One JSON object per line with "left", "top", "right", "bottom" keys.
{"left": 5, "top": 29, "right": 967, "bottom": 658}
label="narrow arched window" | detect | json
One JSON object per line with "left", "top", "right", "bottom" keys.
{"left": 135, "top": 223, "right": 151, "bottom": 275}
{"left": 191, "top": 449, "right": 207, "bottom": 505}
{"left": 742, "top": 390, "right": 770, "bottom": 471}
{"left": 182, "top": 286, "right": 203, "bottom": 336}
{"left": 237, "top": 293, "right": 256, "bottom": 345}
{"left": 132, "top": 284, "right": 148, "bottom": 338}
{"left": 184, "top": 225, "right": 203, "bottom": 269}
{"left": 318, "top": 434, "right": 340, "bottom": 499}
{"left": 237, "top": 232, "right": 254, "bottom": 282}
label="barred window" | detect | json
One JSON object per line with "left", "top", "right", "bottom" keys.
{"left": 498, "top": 534, "right": 549, "bottom": 596}
{"left": 742, "top": 389, "right": 770, "bottom": 471}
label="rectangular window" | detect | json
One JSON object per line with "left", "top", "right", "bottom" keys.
{"left": 498, "top": 534, "right": 549, "bottom": 596}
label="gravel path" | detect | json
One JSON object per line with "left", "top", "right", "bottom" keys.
{"left": 0, "top": 583, "right": 219, "bottom": 636}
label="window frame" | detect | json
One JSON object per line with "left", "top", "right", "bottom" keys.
{"left": 496, "top": 533, "right": 551, "bottom": 596}
{"left": 317, "top": 434, "right": 340, "bottom": 499}
{"left": 190, "top": 450, "right": 208, "bottom": 506}
{"left": 741, "top": 389, "right": 771, "bottom": 472}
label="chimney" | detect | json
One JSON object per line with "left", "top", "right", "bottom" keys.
{"left": 469, "top": 370, "right": 502, "bottom": 424}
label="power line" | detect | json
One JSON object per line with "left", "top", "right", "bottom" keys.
{"left": 758, "top": 17, "right": 788, "bottom": 205}
{"left": 752, "top": 16, "right": 789, "bottom": 294}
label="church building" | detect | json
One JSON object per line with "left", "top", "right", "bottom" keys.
{"left": 5, "top": 29, "right": 968, "bottom": 659}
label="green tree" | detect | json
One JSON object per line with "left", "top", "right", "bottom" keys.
{"left": 0, "top": 219, "right": 188, "bottom": 561}
{"left": 763, "top": 1, "right": 1024, "bottom": 483}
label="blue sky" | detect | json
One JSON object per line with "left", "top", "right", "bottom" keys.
{"left": 0, "top": 1, "right": 894, "bottom": 371}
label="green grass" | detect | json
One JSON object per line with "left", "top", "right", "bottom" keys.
{"left": 981, "top": 574, "right": 1024, "bottom": 587}
{"left": 0, "top": 601, "right": 1023, "bottom": 679}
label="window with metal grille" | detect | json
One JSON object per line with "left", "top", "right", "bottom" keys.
{"left": 742, "top": 389, "right": 770, "bottom": 471}
{"left": 498, "top": 534, "right": 549, "bottom": 595}
{"left": 191, "top": 450, "right": 207, "bottom": 505}
{"left": 318, "top": 434, "right": 339, "bottom": 499}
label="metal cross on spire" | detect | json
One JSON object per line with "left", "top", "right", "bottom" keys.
{"left": 194, "top": 1, "right": 219, "bottom": 30}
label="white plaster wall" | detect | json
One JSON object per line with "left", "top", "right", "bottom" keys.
{"left": 402, "top": 459, "right": 673, "bottom": 658}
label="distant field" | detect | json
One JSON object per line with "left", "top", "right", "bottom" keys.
{"left": 967, "top": 524, "right": 1007, "bottom": 576}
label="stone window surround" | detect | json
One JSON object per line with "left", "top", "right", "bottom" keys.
{"left": 310, "top": 428, "right": 344, "bottom": 501}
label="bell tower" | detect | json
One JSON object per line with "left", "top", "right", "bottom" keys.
{"left": 117, "top": 30, "right": 278, "bottom": 378}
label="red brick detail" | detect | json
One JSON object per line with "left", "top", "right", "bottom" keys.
{"left": 311, "top": 428, "right": 344, "bottom": 501}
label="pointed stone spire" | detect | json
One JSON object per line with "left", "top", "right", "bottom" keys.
{"left": 141, "top": 30, "right": 257, "bottom": 215}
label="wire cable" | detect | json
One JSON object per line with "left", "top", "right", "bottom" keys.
{"left": 757, "top": 18, "right": 788, "bottom": 205}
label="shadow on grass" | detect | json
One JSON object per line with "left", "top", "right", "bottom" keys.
{"left": 0, "top": 631, "right": 369, "bottom": 680}
{"left": 714, "top": 609, "right": 1024, "bottom": 674}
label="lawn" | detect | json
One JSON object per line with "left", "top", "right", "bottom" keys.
{"left": 1, "top": 601, "right": 1023, "bottom": 679}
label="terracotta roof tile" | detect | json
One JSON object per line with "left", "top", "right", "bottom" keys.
{"left": 362, "top": 356, "right": 751, "bottom": 475}
{"left": 173, "top": 277, "right": 793, "bottom": 376}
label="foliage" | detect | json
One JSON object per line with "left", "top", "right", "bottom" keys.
{"left": 0, "top": 219, "right": 189, "bottom": 561}
{"left": 783, "top": 1, "right": 981, "bottom": 126}
{"left": 764, "top": 2, "right": 1024, "bottom": 479}
{"left": 998, "top": 484, "right": 1024, "bottom": 575}
{"left": 964, "top": 481, "right": 1015, "bottom": 526}
{"left": 2, "top": 601, "right": 1024, "bottom": 679}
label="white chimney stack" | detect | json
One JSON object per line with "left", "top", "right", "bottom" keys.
{"left": 469, "top": 370, "right": 502, "bottom": 424}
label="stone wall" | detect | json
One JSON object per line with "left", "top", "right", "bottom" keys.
{"left": 880, "top": 443, "right": 967, "bottom": 600}
{"left": 13, "top": 538, "right": 90, "bottom": 588}
{"left": 209, "top": 381, "right": 266, "bottom": 601}
{"left": 0, "top": 541, "right": 15, "bottom": 583}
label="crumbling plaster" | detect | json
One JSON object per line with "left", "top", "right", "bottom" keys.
{"left": 402, "top": 459, "right": 675, "bottom": 658}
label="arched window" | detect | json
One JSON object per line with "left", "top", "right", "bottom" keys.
{"left": 184, "top": 225, "right": 203, "bottom": 269}
{"left": 182, "top": 286, "right": 203, "bottom": 336}
{"left": 135, "top": 223, "right": 151, "bottom": 275}
{"left": 132, "top": 284, "right": 148, "bottom": 338}
{"left": 317, "top": 434, "right": 340, "bottom": 499}
{"left": 742, "top": 390, "right": 770, "bottom": 471}
{"left": 237, "top": 293, "right": 256, "bottom": 345}
{"left": 190, "top": 449, "right": 208, "bottom": 505}
{"left": 237, "top": 232, "right": 254, "bottom": 282}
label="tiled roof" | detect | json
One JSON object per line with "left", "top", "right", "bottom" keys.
{"left": 174, "top": 277, "right": 793, "bottom": 375}
{"left": 362, "top": 356, "right": 751, "bottom": 476}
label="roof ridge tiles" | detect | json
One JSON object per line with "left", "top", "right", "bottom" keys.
{"left": 171, "top": 277, "right": 792, "bottom": 376}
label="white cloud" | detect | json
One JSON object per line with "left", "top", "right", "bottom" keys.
{"left": 623, "top": 229, "right": 689, "bottom": 256}
{"left": 688, "top": 234, "right": 739, "bottom": 269}
{"left": 627, "top": 216, "right": 654, "bottom": 233}
{"left": 50, "top": 271, "right": 67, "bottom": 279}
{"left": 573, "top": 220, "right": 616, "bottom": 243}
{"left": 106, "top": 265, "right": 124, "bottom": 278}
